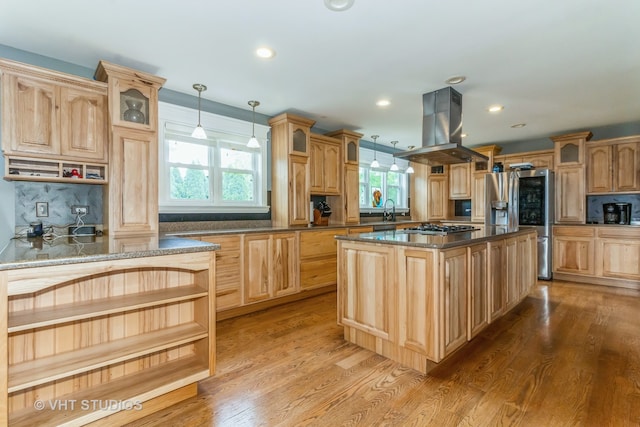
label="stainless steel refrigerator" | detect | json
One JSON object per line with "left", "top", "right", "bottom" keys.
{"left": 485, "top": 169, "right": 554, "bottom": 280}
{"left": 518, "top": 169, "right": 554, "bottom": 280}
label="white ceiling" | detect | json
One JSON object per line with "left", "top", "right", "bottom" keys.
{"left": 1, "top": 0, "right": 639, "bottom": 150}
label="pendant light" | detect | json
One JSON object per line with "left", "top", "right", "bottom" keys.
{"left": 370, "top": 135, "right": 380, "bottom": 168}
{"left": 389, "top": 141, "right": 399, "bottom": 171}
{"left": 247, "top": 100, "right": 261, "bottom": 148}
{"left": 191, "top": 84, "right": 207, "bottom": 139}
{"left": 405, "top": 146, "right": 415, "bottom": 174}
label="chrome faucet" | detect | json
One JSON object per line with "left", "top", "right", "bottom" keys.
{"left": 383, "top": 198, "right": 396, "bottom": 222}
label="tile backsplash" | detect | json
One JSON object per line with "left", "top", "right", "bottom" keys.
{"left": 15, "top": 182, "right": 103, "bottom": 227}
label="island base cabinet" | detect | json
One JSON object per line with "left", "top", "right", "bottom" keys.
{"left": 1, "top": 252, "right": 215, "bottom": 426}
{"left": 337, "top": 229, "right": 536, "bottom": 375}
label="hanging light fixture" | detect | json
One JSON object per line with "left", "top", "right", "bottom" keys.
{"left": 191, "top": 84, "right": 207, "bottom": 139}
{"left": 370, "top": 135, "right": 380, "bottom": 168}
{"left": 247, "top": 100, "right": 261, "bottom": 148}
{"left": 389, "top": 141, "right": 399, "bottom": 171}
{"left": 405, "top": 145, "right": 415, "bottom": 174}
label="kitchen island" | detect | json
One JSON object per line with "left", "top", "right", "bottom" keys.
{"left": 0, "top": 235, "right": 218, "bottom": 426}
{"left": 336, "top": 226, "right": 537, "bottom": 374}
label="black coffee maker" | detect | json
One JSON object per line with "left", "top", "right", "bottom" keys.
{"left": 603, "top": 203, "right": 632, "bottom": 224}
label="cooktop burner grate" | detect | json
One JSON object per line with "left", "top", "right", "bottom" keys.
{"left": 402, "top": 223, "right": 479, "bottom": 235}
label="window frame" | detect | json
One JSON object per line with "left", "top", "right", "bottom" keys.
{"left": 358, "top": 147, "right": 410, "bottom": 214}
{"left": 158, "top": 102, "right": 269, "bottom": 214}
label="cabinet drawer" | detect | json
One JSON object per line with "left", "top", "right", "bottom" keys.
{"left": 553, "top": 226, "right": 595, "bottom": 237}
{"left": 300, "top": 229, "right": 346, "bottom": 258}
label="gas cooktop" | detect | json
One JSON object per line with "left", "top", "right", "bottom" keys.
{"left": 402, "top": 223, "right": 479, "bottom": 235}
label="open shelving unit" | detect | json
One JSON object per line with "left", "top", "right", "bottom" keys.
{"left": 4, "top": 155, "right": 108, "bottom": 184}
{"left": 1, "top": 251, "right": 216, "bottom": 426}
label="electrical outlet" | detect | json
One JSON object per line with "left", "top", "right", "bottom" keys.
{"left": 71, "top": 205, "right": 89, "bottom": 215}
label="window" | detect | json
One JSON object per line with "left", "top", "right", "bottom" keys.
{"left": 359, "top": 148, "right": 410, "bottom": 213}
{"left": 159, "top": 102, "right": 269, "bottom": 213}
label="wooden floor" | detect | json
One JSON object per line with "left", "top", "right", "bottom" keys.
{"left": 129, "top": 280, "right": 640, "bottom": 426}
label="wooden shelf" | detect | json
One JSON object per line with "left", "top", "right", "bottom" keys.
{"left": 8, "top": 322, "right": 208, "bottom": 393}
{"left": 8, "top": 285, "right": 208, "bottom": 332}
{"left": 9, "top": 355, "right": 209, "bottom": 427}
{"left": 4, "top": 155, "right": 108, "bottom": 184}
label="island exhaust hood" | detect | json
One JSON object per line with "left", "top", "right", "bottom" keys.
{"left": 394, "top": 87, "right": 488, "bottom": 165}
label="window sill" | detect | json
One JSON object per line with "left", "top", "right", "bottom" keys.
{"left": 160, "top": 205, "right": 270, "bottom": 214}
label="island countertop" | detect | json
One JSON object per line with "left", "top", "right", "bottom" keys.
{"left": 0, "top": 235, "right": 219, "bottom": 271}
{"left": 335, "top": 225, "right": 535, "bottom": 249}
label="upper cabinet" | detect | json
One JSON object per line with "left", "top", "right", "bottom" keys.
{"left": 449, "top": 163, "right": 471, "bottom": 199}
{"left": 552, "top": 131, "right": 592, "bottom": 224}
{"left": 269, "top": 113, "right": 316, "bottom": 227}
{"left": 0, "top": 58, "right": 108, "bottom": 165}
{"left": 95, "top": 61, "right": 166, "bottom": 237}
{"left": 309, "top": 133, "right": 342, "bottom": 195}
{"left": 326, "top": 129, "right": 360, "bottom": 165}
{"left": 586, "top": 136, "right": 640, "bottom": 194}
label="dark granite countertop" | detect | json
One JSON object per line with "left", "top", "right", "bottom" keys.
{"left": 335, "top": 225, "right": 536, "bottom": 249}
{"left": 163, "top": 220, "right": 422, "bottom": 238}
{"left": 0, "top": 235, "right": 219, "bottom": 271}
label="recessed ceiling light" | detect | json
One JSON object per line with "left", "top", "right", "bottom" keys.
{"left": 511, "top": 123, "right": 526, "bottom": 128}
{"left": 376, "top": 99, "right": 390, "bottom": 107}
{"left": 324, "top": 0, "right": 355, "bottom": 11}
{"left": 488, "top": 105, "right": 504, "bottom": 113}
{"left": 461, "top": 133, "right": 468, "bottom": 138}
{"left": 256, "top": 47, "right": 275, "bottom": 59}
{"left": 445, "top": 76, "right": 466, "bottom": 85}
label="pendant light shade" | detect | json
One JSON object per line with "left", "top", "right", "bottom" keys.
{"left": 191, "top": 83, "right": 207, "bottom": 139}
{"left": 370, "top": 135, "right": 380, "bottom": 168}
{"left": 247, "top": 100, "right": 261, "bottom": 148}
{"left": 405, "top": 145, "right": 415, "bottom": 173}
{"left": 389, "top": 141, "right": 399, "bottom": 171}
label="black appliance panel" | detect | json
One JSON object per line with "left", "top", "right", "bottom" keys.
{"left": 519, "top": 176, "right": 546, "bottom": 226}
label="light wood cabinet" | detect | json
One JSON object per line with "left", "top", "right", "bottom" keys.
{"left": 494, "top": 149, "right": 554, "bottom": 170}
{"left": 440, "top": 247, "right": 468, "bottom": 356}
{"left": 300, "top": 228, "right": 347, "bottom": 289}
{"left": 343, "top": 164, "right": 361, "bottom": 223}
{"left": 487, "top": 239, "right": 506, "bottom": 322}
{"left": 338, "top": 229, "right": 537, "bottom": 373}
{"left": 397, "top": 247, "right": 439, "bottom": 361}
{"left": 427, "top": 174, "right": 448, "bottom": 220}
{"left": 95, "top": 61, "right": 165, "bottom": 237}
{"left": 552, "top": 131, "right": 592, "bottom": 166}
{"left": 554, "top": 226, "right": 640, "bottom": 289}
{"left": 504, "top": 236, "right": 519, "bottom": 310}
{"left": 288, "top": 154, "right": 311, "bottom": 225}
{"left": 467, "top": 243, "right": 488, "bottom": 339}
{"left": 553, "top": 226, "right": 595, "bottom": 276}
{"left": 1, "top": 250, "right": 215, "bottom": 426}
{"left": 0, "top": 59, "right": 108, "bottom": 178}
{"left": 449, "top": 163, "right": 471, "bottom": 199}
{"left": 586, "top": 136, "right": 640, "bottom": 194}
{"left": 309, "top": 134, "right": 342, "bottom": 195}
{"left": 471, "top": 172, "right": 487, "bottom": 222}
{"left": 269, "top": 113, "right": 315, "bottom": 227}
{"left": 597, "top": 227, "right": 640, "bottom": 281}
{"left": 555, "top": 165, "right": 586, "bottom": 223}
{"left": 324, "top": 129, "right": 363, "bottom": 225}
{"left": 338, "top": 242, "right": 395, "bottom": 340}
{"left": 201, "top": 235, "right": 242, "bottom": 310}
{"left": 243, "top": 232, "right": 298, "bottom": 304}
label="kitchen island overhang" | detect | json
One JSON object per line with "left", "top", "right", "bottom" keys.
{"left": 336, "top": 226, "right": 537, "bottom": 374}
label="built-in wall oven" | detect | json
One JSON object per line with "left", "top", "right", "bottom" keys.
{"left": 518, "top": 169, "right": 554, "bottom": 280}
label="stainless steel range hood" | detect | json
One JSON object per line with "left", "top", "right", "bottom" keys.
{"left": 394, "top": 87, "right": 488, "bottom": 165}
